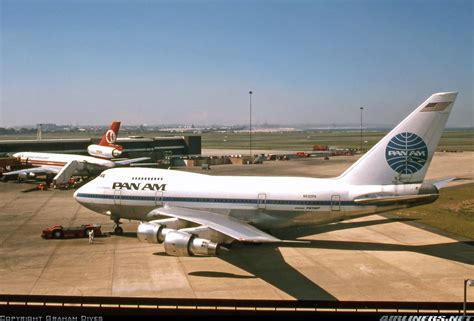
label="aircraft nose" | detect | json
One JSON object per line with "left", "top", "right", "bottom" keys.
{"left": 73, "top": 186, "right": 83, "bottom": 203}
{"left": 74, "top": 182, "right": 91, "bottom": 204}
{"left": 73, "top": 188, "right": 79, "bottom": 200}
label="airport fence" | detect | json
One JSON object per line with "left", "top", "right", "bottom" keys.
{"left": 0, "top": 294, "right": 471, "bottom": 314}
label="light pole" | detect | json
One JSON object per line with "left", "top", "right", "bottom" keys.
{"left": 37, "top": 124, "right": 42, "bottom": 140}
{"left": 464, "top": 279, "right": 474, "bottom": 316}
{"left": 249, "top": 91, "right": 253, "bottom": 159}
{"left": 360, "top": 107, "right": 364, "bottom": 153}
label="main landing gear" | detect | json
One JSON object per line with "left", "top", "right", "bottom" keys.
{"left": 113, "top": 219, "right": 123, "bottom": 235}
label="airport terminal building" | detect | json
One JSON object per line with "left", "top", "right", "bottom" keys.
{"left": 0, "top": 135, "right": 201, "bottom": 161}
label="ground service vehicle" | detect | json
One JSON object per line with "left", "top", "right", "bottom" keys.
{"left": 41, "top": 224, "right": 102, "bottom": 239}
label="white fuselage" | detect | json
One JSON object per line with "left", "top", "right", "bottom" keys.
{"left": 74, "top": 167, "right": 427, "bottom": 230}
{"left": 13, "top": 152, "right": 115, "bottom": 176}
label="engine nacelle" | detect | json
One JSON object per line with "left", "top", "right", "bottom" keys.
{"left": 87, "top": 144, "right": 122, "bottom": 159}
{"left": 137, "top": 223, "right": 173, "bottom": 244}
{"left": 137, "top": 218, "right": 189, "bottom": 244}
{"left": 18, "top": 172, "right": 32, "bottom": 180}
{"left": 164, "top": 230, "right": 220, "bottom": 257}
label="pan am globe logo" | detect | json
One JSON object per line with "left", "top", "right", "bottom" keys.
{"left": 386, "top": 132, "right": 428, "bottom": 175}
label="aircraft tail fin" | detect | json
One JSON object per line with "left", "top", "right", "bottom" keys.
{"left": 99, "top": 121, "right": 121, "bottom": 147}
{"left": 338, "top": 92, "right": 458, "bottom": 185}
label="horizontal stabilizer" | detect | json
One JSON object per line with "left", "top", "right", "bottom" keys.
{"left": 114, "top": 157, "right": 150, "bottom": 166}
{"left": 429, "top": 177, "right": 457, "bottom": 189}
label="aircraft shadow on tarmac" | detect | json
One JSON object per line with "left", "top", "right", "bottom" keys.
{"left": 116, "top": 232, "right": 138, "bottom": 238}
{"left": 271, "top": 216, "right": 474, "bottom": 265}
{"left": 190, "top": 217, "right": 474, "bottom": 300}
{"left": 218, "top": 243, "right": 337, "bottom": 300}
{"left": 188, "top": 271, "right": 257, "bottom": 279}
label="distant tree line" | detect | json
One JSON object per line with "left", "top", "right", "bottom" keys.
{"left": 0, "top": 127, "right": 36, "bottom": 135}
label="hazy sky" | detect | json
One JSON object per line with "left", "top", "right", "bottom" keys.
{"left": 1, "top": 0, "right": 472, "bottom": 127}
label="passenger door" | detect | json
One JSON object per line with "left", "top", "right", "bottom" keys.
{"left": 258, "top": 193, "right": 267, "bottom": 210}
{"left": 331, "top": 195, "right": 341, "bottom": 211}
{"left": 114, "top": 190, "right": 121, "bottom": 206}
{"left": 155, "top": 191, "right": 163, "bottom": 206}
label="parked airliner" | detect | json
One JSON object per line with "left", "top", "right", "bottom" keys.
{"left": 4, "top": 121, "right": 148, "bottom": 185}
{"left": 75, "top": 92, "right": 457, "bottom": 253}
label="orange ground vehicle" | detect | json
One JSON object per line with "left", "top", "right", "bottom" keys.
{"left": 295, "top": 151, "right": 310, "bottom": 157}
{"left": 41, "top": 224, "right": 102, "bottom": 239}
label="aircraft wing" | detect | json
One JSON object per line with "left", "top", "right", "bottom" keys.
{"left": 3, "top": 166, "right": 61, "bottom": 176}
{"left": 114, "top": 157, "right": 150, "bottom": 166}
{"left": 147, "top": 207, "right": 281, "bottom": 243}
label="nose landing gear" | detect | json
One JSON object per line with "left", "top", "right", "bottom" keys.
{"left": 114, "top": 225, "right": 123, "bottom": 235}
{"left": 112, "top": 218, "right": 123, "bottom": 235}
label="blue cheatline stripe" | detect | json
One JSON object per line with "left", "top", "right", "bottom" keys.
{"left": 76, "top": 193, "right": 357, "bottom": 206}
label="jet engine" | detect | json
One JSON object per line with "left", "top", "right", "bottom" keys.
{"left": 137, "top": 219, "right": 220, "bottom": 256}
{"left": 87, "top": 145, "right": 122, "bottom": 159}
{"left": 137, "top": 222, "right": 174, "bottom": 244}
{"left": 163, "top": 230, "right": 220, "bottom": 256}
{"left": 18, "top": 172, "right": 33, "bottom": 180}
{"left": 137, "top": 218, "right": 189, "bottom": 244}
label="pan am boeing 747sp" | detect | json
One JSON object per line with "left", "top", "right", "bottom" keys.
{"left": 75, "top": 92, "right": 458, "bottom": 253}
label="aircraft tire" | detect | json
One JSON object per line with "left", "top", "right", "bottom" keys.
{"left": 114, "top": 226, "right": 123, "bottom": 235}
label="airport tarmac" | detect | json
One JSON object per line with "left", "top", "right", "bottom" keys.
{"left": 192, "top": 151, "right": 474, "bottom": 184}
{"left": 0, "top": 152, "right": 472, "bottom": 301}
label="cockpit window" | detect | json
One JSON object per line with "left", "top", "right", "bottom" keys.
{"left": 99, "top": 174, "right": 105, "bottom": 178}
